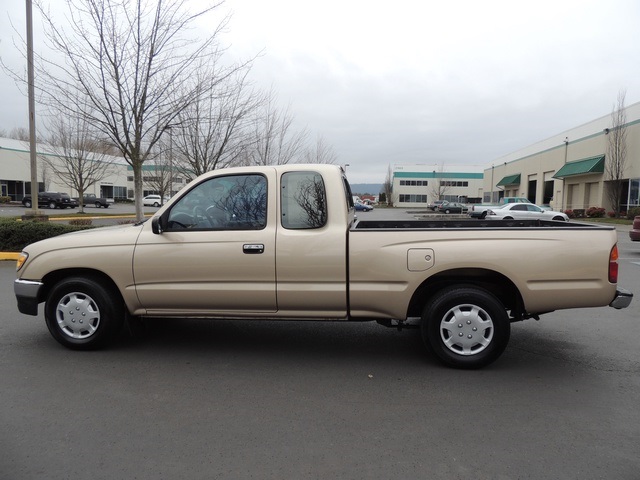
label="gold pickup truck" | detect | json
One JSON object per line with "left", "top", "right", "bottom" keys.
{"left": 14, "top": 164, "right": 633, "bottom": 368}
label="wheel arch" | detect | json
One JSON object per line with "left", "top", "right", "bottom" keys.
{"left": 406, "top": 268, "right": 524, "bottom": 320}
{"left": 39, "top": 268, "right": 127, "bottom": 311}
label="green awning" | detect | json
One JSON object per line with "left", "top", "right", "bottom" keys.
{"left": 553, "top": 155, "right": 605, "bottom": 179}
{"left": 496, "top": 174, "right": 521, "bottom": 187}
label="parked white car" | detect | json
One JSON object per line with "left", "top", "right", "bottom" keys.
{"left": 143, "top": 195, "right": 165, "bottom": 207}
{"left": 486, "top": 203, "right": 569, "bottom": 221}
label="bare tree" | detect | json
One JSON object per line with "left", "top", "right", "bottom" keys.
{"left": 429, "top": 163, "right": 451, "bottom": 202}
{"left": 245, "top": 92, "right": 308, "bottom": 166}
{"left": 41, "top": 114, "right": 117, "bottom": 212}
{"left": 32, "top": 0, "right": 245, "bottom": 221}
{"left": 172, "top": 69, "right": 263, "bottom": 181}
{"left": 605, "top": 90, "right": 628, "bottom": 217}
{"left": 301, "top": 135, "right": 338, "bottom": 164}
{"left": 382, "top": 164, "right": 393, "bottom": 207}
{"left": 292, "top": 175, "right": 327, "bottom": 227}
{"left": 145, "top": 147, "right": 173, "bottom": 203}
{"left": 4, "top": 127, "right": 31, "bottom": 141}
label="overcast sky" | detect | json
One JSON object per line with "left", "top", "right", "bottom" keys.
{"left": 2, "top": 0, "right": 640, "bottom": 183}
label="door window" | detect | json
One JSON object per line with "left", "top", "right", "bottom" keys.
{"left": 166, "top": 174, "right": 267, "bottom": 231}
{"left": 280, "top": 172, "right": 327, "bottom": 229}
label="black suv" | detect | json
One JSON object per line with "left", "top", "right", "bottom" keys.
{"left": 22, "top": 192, "right": 77, "bottom": 209}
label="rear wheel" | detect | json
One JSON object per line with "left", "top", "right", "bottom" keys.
{"left": 552, "top": 216, "right": 565, "bottom": 221}
{"left": 23, "top": 199, "right": 32, "bottom": 208}
{"left": 44, "top": 276, "right": 124, "bottom": 350}
{"left": 48, "top": 201, "right": 57, "bottom": 209}
{"left": 95, "top": 202, "right": 101, "bottom": 208}
{"left": 421, "top": 286, "right": 510, "bottom": 369}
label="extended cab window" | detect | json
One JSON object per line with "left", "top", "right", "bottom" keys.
{"left": 166, "top": 174, "right": 267, "bottom": 231}
{"left": 281, "top": 171, "right": 327, "bottom": 229}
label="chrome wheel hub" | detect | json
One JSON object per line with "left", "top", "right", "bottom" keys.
{"left": 440, "top": 304, "right": 494, "bottom": 355}
{"left": 55, "top": 292, "right": 101, "bottom": 339}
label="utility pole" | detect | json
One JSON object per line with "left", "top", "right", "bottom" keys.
{"left": 24, "top": 0, "right": 44, "bottom": 220}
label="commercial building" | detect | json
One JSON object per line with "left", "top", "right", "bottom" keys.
{"left": 0, "top": 137, "right": 184, "bottom": 201}
{"left": 391, "top": 164, "right": 484, "bottom": 207}
{"left": 483, "top": 101, "right": 640, "bottom": 213}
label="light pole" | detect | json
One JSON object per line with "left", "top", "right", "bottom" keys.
{"left": 24, "top": 0, "right": 43, "bottom": 219}
{"left": 490, "top": 165, "right": 494, "bottom": 203}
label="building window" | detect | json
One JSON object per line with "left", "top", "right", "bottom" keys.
{"left": 113, "top": 186, "right": 127, "bottom": 200}
{"left": 399, "top": 194, "right": 428, "bottom": 203}
{"left": 440, "top": 181, "right": 469, "bottom": 187}
{"left": 399, "top": 180, "right": 428, "bottom": 186}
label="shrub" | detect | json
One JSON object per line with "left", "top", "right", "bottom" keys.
{"left": 0, "top": 196, "right": 11, "bottom": 204}
{"left": 564, "top": 209, "right": 575, "bottom": 219}
{"left": 0, "top": 218, "right": 94, "bottom": 251}
{"left": 586, "top": 207, "right": 605, "bottom": 218}
{"left": 627, "top": 207, "right": 640, "bottom": 220}
{"left": 607, "top": 211, "right": 616, "bottom": 218}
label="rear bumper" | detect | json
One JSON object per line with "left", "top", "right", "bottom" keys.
{"left": 610, "top": 287, "right": 633, "bottom": 309}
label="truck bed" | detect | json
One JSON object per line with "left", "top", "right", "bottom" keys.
{"left": 353, "top": 219, "right": 612, "bottom": 231}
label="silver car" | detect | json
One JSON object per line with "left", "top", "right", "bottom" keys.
{"left": 486, "top": 203, "right": 569, "bottom": 221}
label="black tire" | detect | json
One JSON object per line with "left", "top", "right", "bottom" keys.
{"left": 504, "top": 216, "right": 513, "bottom": 220}
{"left": 49, "top": 201, "right": 57, "bottom": 209}
{"left": 421, "top": 286, "right": 510, "bottom": 369}
{"left": 480, "top": 211, "right": 487, "bottom": 219}
{"left": 153, "top": 202, "right": 160, "bottom": 207}
{"left": 552, "top": 216, "right": 565, "bottom": 221}
{"left": 44, "top": 276, "right": 124, "bottom": 350}
{"left": 24, "top": 199, "right": 32, "bottom": 208}
{"left": 95, "top": 202, "right": 101, "bottom": 208}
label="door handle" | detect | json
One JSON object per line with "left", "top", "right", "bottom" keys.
{"left": 243, "top": 244, "right": 264, "bottom": 254}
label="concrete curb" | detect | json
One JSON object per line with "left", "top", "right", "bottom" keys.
{"left": 0, "top": 252, "right": 20, "bottom": 261}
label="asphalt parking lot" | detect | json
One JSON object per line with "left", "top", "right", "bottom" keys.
{"left": 1, "top": 209, "right": 639, "bottom": 479}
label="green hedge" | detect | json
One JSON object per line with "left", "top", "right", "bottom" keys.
{"left": 0, "top": 218, "right": 94, "bottom": 252}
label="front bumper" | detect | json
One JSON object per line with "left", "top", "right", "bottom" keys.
{"left": 14, "top": 279, "right": 44, "bottom": 316}
{"left": 610, "top": 287, "right": 633, "bottom": 309}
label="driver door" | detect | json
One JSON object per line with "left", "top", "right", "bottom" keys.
{"left": 132, "top": 171, "right": 277, "bottom": 315}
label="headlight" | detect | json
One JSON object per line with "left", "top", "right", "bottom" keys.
{"left": 16, "top": 252, "right": 28, "bottom": 272}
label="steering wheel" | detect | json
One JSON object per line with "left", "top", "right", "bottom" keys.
{"left": 192, "top": 205, "right": 219, "bottom": 227}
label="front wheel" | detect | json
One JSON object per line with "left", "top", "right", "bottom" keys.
{"left": 421, "top": 286, "right": 510, "bottom": 369}
{"left": 44, "top": 276, "right": 124, "bottom": 350}
{"left": 95, "top": 202, "right": 102, "bottom": 208}
{"left": 48, "top": 201, "right": 57, "bottom": 209}
{"left": 23, "top": 199, "right": 32, "bottom": 208}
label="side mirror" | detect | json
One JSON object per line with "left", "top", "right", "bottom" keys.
{"left": 151, "top": 216, "right": 163, "bottom": 234}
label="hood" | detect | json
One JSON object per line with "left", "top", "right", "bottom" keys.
{"left": 23, "top": 221, "right": 146, "bottom": 256}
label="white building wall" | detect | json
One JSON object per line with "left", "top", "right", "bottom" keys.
{"left": 484, "top": 101, "right": 640, "bottom": 213}
{"left": 1, "top": 138, "right": 131, "bottom": 201}
{"left": 391, "top": 164, "right": 484, "bottom": 207}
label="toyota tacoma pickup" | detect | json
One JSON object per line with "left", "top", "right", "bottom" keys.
{"left": 14, "top": 164, "right": 633, "bottom": 368}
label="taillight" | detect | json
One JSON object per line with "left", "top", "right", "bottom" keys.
{"left": 609, "top": 245, "right": 619, "bottom": 283}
